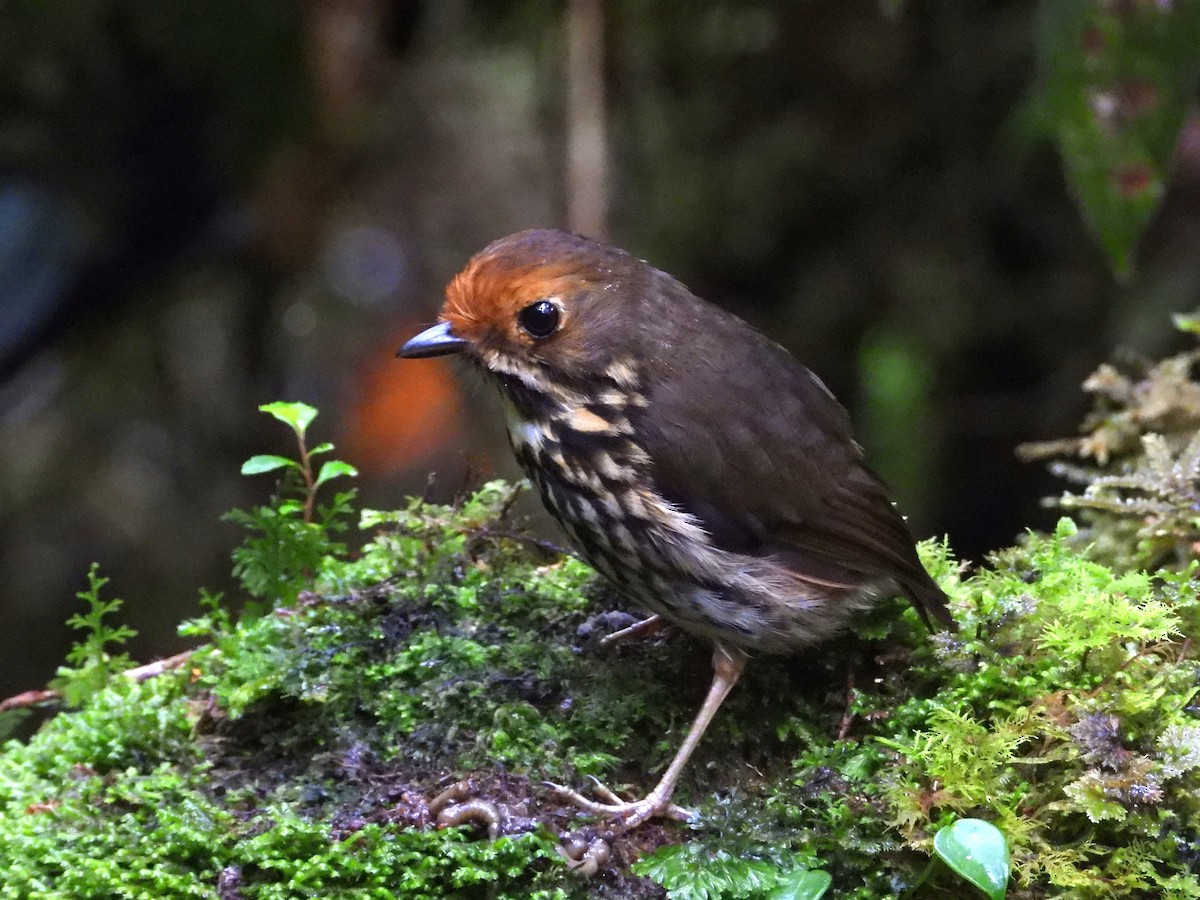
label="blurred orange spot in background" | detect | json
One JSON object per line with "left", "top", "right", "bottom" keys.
{"left": 341, "top": 326, "right": 464, "bottom": 476}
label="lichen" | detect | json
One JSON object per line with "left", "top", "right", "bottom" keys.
{"left": 1018, "top": 338, "right": 1200, "bottom": 571}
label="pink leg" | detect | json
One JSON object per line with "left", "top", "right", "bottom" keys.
{"left": 549, "top": 643, "right": 748, "bottom": 828}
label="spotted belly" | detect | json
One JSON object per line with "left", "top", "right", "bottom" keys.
{"left": 525, "top": 457, "right": 658, "bottom": 594}
{"left": 502, "top": 402, "right": 869, "bottom": 653}
{"left": 503, "top": 403, "right": 678, "bottom": 601}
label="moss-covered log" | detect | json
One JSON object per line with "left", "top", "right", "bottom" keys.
{"left": 2, "top": 481, "right": 1199, "bottom": 898}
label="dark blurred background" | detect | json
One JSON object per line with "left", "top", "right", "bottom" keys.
{"left": 2, "top": 0, "right": 1199, "bottom": 698}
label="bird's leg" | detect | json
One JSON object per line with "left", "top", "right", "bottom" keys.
{"left": 598, "top": 613, "right": 671, "bottom": 647}
{"left": 549, "top": 643, "right": 747, "bottom": 829}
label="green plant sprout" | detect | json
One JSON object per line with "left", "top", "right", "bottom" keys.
{"left": 226, "top": 401, "right": 358, "bottom": 608}
{"left": 240, "top": 401, "right": 358, "bottom": 525}
{"left": 49, "top": 562, "right": 137, "bottom": 707}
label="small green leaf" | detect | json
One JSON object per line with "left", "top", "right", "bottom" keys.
{"left": 315, "top": 460, "right": 358, "bottom": 488}
{"left": 259, "top": 401, "right": 317, "bottom": 436}
{"left": 241, "top": 454, "right": 298, "bottom": 475}
{"left": 309, "top": 441, "right": 335, "bottom": 456}
{"left": 1054, "top": 516, "right": 1078, "bottom": 539}
{"left": 933, "top": 818, "right": 1010, "bottom": 900}
{"left": 767, "top": 869, "right": 833, "bottom": 900}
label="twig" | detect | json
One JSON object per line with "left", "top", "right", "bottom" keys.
{"left": 0, "top": 689, "right": 59, "bottom": 713}
{"left": 0, "top": 649, "right": 196, "bottom": 712}
{"left": 124, "top": 649, "right": 195, "bottom": 682}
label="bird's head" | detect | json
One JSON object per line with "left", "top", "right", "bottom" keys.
{"left": 398, "top": 230, "right": 648, "bottom": 392}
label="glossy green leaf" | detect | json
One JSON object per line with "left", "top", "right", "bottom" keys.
{"left": 259, "top": 401, "right": 317, "bottom": 436}
{"left": 934, "top": 818, "right": 1010, "bottom": 900}
{"left": 1035, "top": 0, "right": 1200, "bottom": 279}
{"left": 241, "top": 454, "right": 297, "bottom": 475}
{"left": 315, "top": 460, "right": 359, "bottom": 488}
{"left": 766, "top": 868, "right": 832, "bottom": 900}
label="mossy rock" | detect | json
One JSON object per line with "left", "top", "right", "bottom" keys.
{"left": 2, "top": 483, "right": 1199, "bottom": 898}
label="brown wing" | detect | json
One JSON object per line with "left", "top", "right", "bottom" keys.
{"left": 631, "top": 304, "right": 952, "bottom": 628}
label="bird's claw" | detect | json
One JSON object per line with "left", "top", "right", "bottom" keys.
{"left": 585, "top": 777, "right": 625, "bottom": 805}
{"left": 598, "top": 614, "right": 671, "bottom": 647}
{"left": 545, "top": 778, "right": 695, "bottom": 828}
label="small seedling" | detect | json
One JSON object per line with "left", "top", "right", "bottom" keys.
{"left": 241, "top": 401, "right": 358, "bottom": 525}
{"left": 50, "top": 563, "right": 136, "bottom": 706}
{"left": 226, "top": 402, "right": 358, "bottom": 608}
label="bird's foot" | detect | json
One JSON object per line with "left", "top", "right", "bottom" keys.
{"left": 547, "top": 776, "right": 695, "bottom": 829}
{"left": 598, "top": 614, "right": 672, "bottom": 647}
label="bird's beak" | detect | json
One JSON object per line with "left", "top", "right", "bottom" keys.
{"left": 397, "top": 321, "right": 468, "bottom": 358}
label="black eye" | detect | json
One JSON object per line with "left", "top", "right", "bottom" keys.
{"left": 518, "top": 300, "right": 560, "bottom": 338}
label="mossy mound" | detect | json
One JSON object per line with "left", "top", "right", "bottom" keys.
{"left": 2, "top": 482, "right": 1199, "bottom": 898}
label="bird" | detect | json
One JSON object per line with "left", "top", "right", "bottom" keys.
{"left": 399, "top": 229, "right": 953, "bottom": 828}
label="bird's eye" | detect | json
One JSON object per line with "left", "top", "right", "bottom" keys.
{"left": 517, "top": 300, "right": 561, "bottom": 339}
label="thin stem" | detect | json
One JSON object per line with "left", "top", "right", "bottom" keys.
{"left": 296, "top": 429, "right": 316, "bottom": 524}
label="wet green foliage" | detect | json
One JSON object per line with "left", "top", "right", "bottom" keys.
{"left": 876, "top": 522, "right": 1200, "bottom": 896}
{"left": 3, "top": 402, "right": 1200, "bottom": 896}
{"left": 1034, "top": 0, "right": 1200, "bottom": 279}
{"left": 632, "top": 843, "right": 831, "bottom": 900}
{"left": 932, "top": 819, "right": 1010, "bottom": 900}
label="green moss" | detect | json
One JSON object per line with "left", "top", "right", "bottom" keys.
{"left": 2, "top": 477, "right": 1199, "bottom": 897}
{"left": 0, "top": 642, "right": 567, "bottom": 899}
{"left": 870, "top": 525, "right": 1200, "bottom": 896}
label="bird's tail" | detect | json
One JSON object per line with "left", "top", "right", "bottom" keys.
{"left": 902, "top": 575, "right": 955, "bottom": 631}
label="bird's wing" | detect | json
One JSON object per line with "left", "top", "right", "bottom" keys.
{"left": 633, "top": 328, "right": 950, "bottom": 626}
